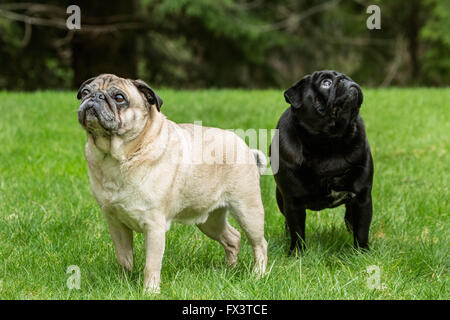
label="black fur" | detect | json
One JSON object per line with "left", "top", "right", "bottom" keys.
{"left": 270, "top": 70, "right": 373, "bottom": 255}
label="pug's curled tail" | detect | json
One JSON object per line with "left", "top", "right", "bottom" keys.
{"left": 252, "top": 149, "right": 267, "bottom": 175}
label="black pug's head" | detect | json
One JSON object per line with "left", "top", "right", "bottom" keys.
{"left": 284, "top": 70, "right": 363, "bottom": 138}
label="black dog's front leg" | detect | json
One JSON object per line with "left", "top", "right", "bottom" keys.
{"left": 344, "top": 206, "right": 354, "bottom": 233}
{"left": 346, "top": 190, "right": 372, "bottom": 250}
{"left": 284, "top": 201, "right": 307, "bottom": 256}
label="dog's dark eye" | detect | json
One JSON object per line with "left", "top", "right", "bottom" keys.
{"left": 320, "top": 79, "right": 332, "bottom": 89}
{"left": 115, "top": 94, "right": 125, "bottom": 103}
{"left": 81, "top": 89, "right": 90, "bottom": 98}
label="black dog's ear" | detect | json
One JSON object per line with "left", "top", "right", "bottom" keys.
{"left": 131, "top": 79, "right": 163, "bottom": 112}
{"left": 77, "top": 77, "right": 97, "bottom": 99}
{"left": 284, "top": 76, "right": 309, "bottom": 109}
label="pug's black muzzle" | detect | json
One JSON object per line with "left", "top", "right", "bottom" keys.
{"left": 327, "top": 77, "right": 363, "bottom": 112}
{"left": 78, "top": 92, "right": 119, "bottom": 132}
{"left": 323, "top": 78, "right": 363, "bottom": 137}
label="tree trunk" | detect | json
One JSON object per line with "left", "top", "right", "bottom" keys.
{"left": 71, "top": 0, "right": 137, "bottom": 88}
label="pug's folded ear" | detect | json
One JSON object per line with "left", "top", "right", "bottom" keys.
{"left": 77, "top": 77, "right": 97, "bottom": 100}
{"left": 131, "top": 79, "right": 163, "bottom": 112}
{"left": 284, "top": 76, "right": 309, "bottom": 109}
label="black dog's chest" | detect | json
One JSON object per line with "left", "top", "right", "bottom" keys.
{"left": 299, "top": 158, "right": 356, "bottom": 210}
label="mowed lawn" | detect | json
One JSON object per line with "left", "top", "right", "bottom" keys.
{"left": 0, "top": 88, "right": 448, "bottom": 300}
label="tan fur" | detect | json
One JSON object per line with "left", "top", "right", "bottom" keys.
{"left": 81, "top": 74, "right": 267, "bottom": 294}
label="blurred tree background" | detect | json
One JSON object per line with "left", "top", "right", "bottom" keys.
{"left": 0, "top": 0, "right": 449, "bottom": 90}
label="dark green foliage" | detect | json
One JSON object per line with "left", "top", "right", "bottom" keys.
{"left": 0, "top": 0, "right": 449, "bottom": 89}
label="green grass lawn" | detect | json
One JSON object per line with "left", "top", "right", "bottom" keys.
{"left": 0, "top": 88, "right": 448, "bottom": 299}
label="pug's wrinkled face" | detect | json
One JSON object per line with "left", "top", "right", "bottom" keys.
{"left": 77, "top": 74, "right": 162, "bottom": 138}
{"left": 284, "top": 70, "right": 363, "bottom": 138}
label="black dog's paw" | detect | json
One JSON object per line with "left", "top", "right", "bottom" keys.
{"left": 354, "top": 241, "right": 370, "bottom": 252}
{"left": 288, "top": 239, "right": 306, "bottom": 257}
{"left": 288, "top": 247, "right": 303, "bottom": 258}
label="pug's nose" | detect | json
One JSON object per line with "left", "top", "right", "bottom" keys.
{"left": 85, "top": 100, "right": 95, "bottom": 108}
{"left": 93, "top": 92, "right": 106, "bottom": 100}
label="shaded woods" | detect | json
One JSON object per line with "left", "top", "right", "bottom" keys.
{"left": 0, "top": 0, "right": 448, "bottom": 90}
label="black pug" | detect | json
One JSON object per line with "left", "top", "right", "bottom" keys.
{"left": 270, "top": 70, "right": 373, "bottom": 255}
